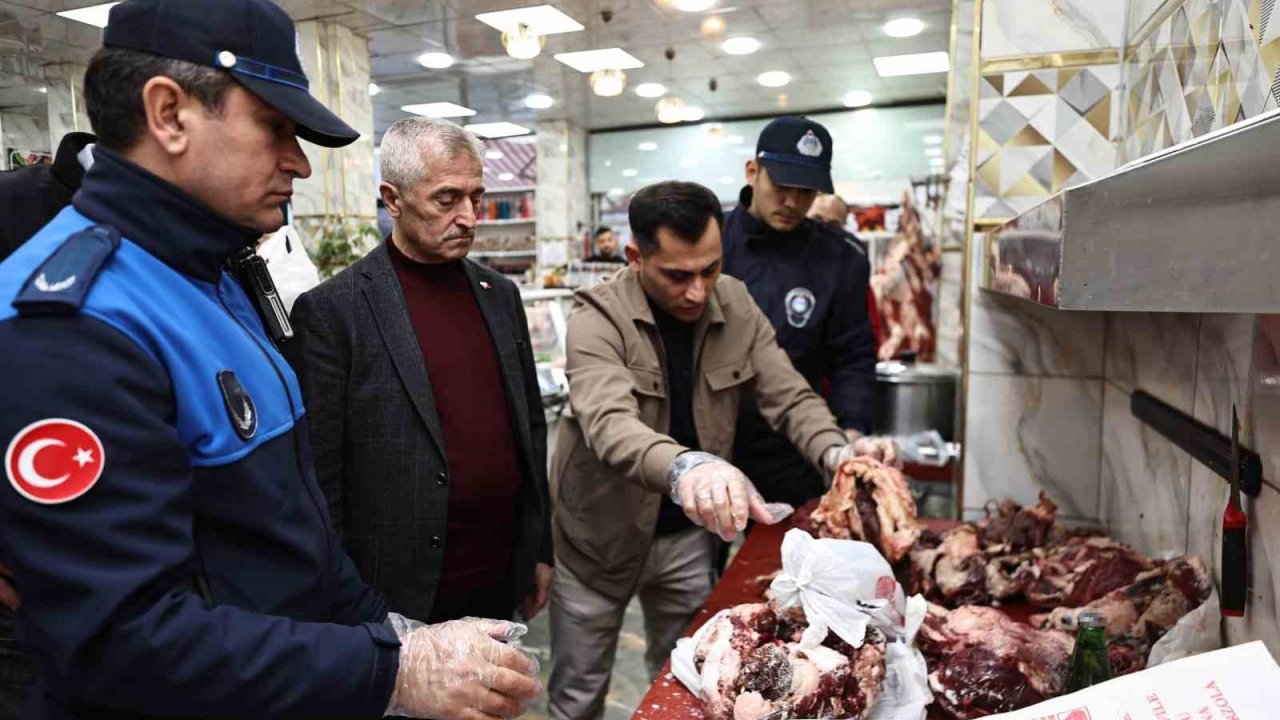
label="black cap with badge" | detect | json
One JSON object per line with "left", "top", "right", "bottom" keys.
{"left": 103, "top": 0, "right": 359, "bottom": 148}
{"left": 755, "top": 116, "right": 835, "bottom": 194}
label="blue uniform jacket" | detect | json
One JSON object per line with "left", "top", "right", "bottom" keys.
{"left": 0, "top": 148, "right": 399, "bottom": 719}
{"left": 722, "top": 186, "right": 876, "bottom": 502}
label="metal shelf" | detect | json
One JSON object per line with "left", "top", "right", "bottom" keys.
{"left": 985, "top": 106, "right": 1280, "bottom": 312}
{"left": 485, "top": 186, "right": 536, "bottom": 193}
{"left": 472, "top": 249, "right": 537, "bottom": 258}
{"left": 477, "top": 218, "right": 536, "bottom": 226}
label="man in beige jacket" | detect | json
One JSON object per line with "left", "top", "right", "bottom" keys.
{"left": 547, "top": 180, "right": 863, "bottom": 720}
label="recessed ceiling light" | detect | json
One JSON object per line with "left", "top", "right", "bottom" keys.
{"left": 524, "top": 93, "right": 555, "bottom": 109}
{"left": 638, "top": 141, "right": 658, "bottom": 151}
{"left": 873, "top": 51, "right": 950, "bottom": 77}
{"left": 56, "top": 2, "right": 119, "bottom": 28}
{"left": 475, "top": 4, "right": 584, "bottom": 35}
{"left": 883, "top": 18, "right": 925, "bottom": 38}
{"left": 673, "top": 0, "right": 717, "bottom": 11}
{"left": 417, "top": 51, "right": 456, "bottom": 69}
{"left": 368, "top": 83, "right": 382, "bottom": 96}
{"left": 37, "top": 86, "right": 48, "bottom": 94}
{"left": 925, "top": 146, "right": 943, "bottom": 157}
{"left": 401, "top": 102, "right": 476, "bottom": 118}
{"left": 721, "top": 36, "right": 760, "bottom": 55}
{"left": 923, "top": 134, "right": 944, "bottom": 145}
{"left": 498, "top": 172, "right": 516, "bottom": 181}
{"left": 635, "top": 82, "right": 667, "bottom": 98}
{"left": 843, "top": 90, "right": 874, "bottom": 108}
{"left": 553, "top": 48, "right": 645, "bottom": 73}
{"left": 604, "top": 159, "right": 613, "bottom": 167}
{"left": 464, "top": 122, "right": 532, "bottom": 138}
{"left": 608, "top": 187, "right": 626, "bottom": 196}
{"left": 757, "top": 71, "right": 791, "bottom": 88}
{"left": 486, "top": 149, "right": 506, "bottom": 160}
{"left": 621, "top": 168, "right": 639, "bottom": 177}
{"left": 682, "top": 106, "right": 706, "bottom": 122}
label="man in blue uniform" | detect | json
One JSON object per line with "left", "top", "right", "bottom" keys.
{"left": 0, "top": 1, "right": 540, "bottom": 718}
{"left": 722, "top": 117, "right": 893, "bottom": 507}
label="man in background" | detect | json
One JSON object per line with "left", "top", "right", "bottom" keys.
{"left": 584, "top": 225, "right": 625, "bottom": 262}
{"left": 289, "top": 117, "right": 553, "bottom": 627}
{"left": 722, "top": 116, "right": 893, "bottom": 509}
{"left": 0, "top": 132, "right": 95, "bottom": 262}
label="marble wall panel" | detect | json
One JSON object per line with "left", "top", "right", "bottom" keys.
{"left": 962, "top": 374, "right": 1103, "bottom": 521}
{"left": 969, "top": 289, "right": 1107, "bottom": 377}
{"left": 1099, "top": 382, "right": 1192, "bottom": 557}
{"left": 536, "top": 119, "right": 589, "bottom": 244}
{"left": 936, "top": 250, "right": 964, "bottom": 370}
{"left": 1, "top": 113, "right": 50, "bottom": 167}
{"left": 44, "top": 63, "right": 90, "bottom": 144}
{"left": 1104, "top": 312, "right": 1200, "bottom": 408}
{"left": 981, "top": 0, "right": 1126, "bottom": 58}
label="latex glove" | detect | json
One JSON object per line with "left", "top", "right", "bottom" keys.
{"left": 0, "top": 562, "right": 17, "bottom": 612}
{"left": 833, "top": 432, "right": 900, "bottom": 468}
{"left": 384, "top": 613, "right": 542, "bottom": 719}
{"left": 523, "top": 563, "right": 553, "bottom": 621}
{"left": 669, "top": 452, "right": 793, "bottom": 542}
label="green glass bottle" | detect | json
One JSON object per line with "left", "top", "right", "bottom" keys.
{"left": 1064, "top": 612, "right": 1112, "bottom": 694}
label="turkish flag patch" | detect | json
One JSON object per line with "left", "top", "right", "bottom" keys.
{"left": 5, "top": 419, "right": 105, "bottom": 505}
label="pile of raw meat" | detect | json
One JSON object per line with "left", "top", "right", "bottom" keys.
{"left": 803, "top": 462, "right": 1213, "bottom": 719}
{"left": 692, "top": 603, "right": 887, "bottom": 720}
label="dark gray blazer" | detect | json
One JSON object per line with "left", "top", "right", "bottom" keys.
{"left": 286, "top": 243, "right": 550, "bottom": 621}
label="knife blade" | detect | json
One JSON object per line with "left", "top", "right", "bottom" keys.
{"left": 1221, "top": 405, "right": 1248, "bottom": 617}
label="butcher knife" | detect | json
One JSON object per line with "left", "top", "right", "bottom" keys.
{"left": 1221, "top": 406, "right": 1248, "bottom": 617}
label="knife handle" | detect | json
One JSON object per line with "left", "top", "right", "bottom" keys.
{"left": 1221, "top": 504, "right": 1248, "bottom": 617}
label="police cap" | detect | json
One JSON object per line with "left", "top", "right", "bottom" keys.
{"left": 755, "top": 116, "right": 835, "bottom": 194}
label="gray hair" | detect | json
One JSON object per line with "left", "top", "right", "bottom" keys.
{"left": 379, "top": 117, "right": 486, "bottom": 189}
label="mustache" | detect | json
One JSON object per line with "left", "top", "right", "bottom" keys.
{"left": 443, "top": 230, "right": 475, "bottom": 241}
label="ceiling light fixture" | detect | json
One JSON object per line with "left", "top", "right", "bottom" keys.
{"left": 464, "top": 122, "right": 532, "bottom": 138}
{"left": 486, "top": 149, "right": 506, "bottom": 160}
{"left": 401, "top": 102, "right": 476, "bottom": 118}
{"left": 590, "top": 69, "right": 627, "bottom": 97}
{"left": 554, "top": 48, "right": 644, "bottom": 73}
{"left": 475, "top": 5, "right": 584, "bottom": 34}
{"left": 368, "top": 83, "right": 382, "bottom": 96}
{"left": 873, "top": 51, "right": 950, "bottom": 77}
{"left": 681, "top": 106, "right": 706, "bottom": 122}
{"left": 883, "top": 17, "right": 925, "bottom": 38}
{"left": 923, "top": 134, "right": 944, "bottom": 145}
{"left": 721, "top": 36, "right": 760, "bottom": 55}
{"left": 925, "top": 147, "right": 943, "bottom": 157}
{"left": 524, "top": 93, "right": 555, "bottom": 109}
{"left": 700, "top": 15, "right": 727, "bottom": 39}
{"left": 502, "top": 23, "right": 545, "bottom": 60}
{"left": 843, "top": 90, "right": 873, "bottom": 108}
{"left": 608, "top": 187, "right": 626, "bottom": 195}
{"left": 757, "top": 70, "right": 791, "bottom": 88}
{"left": 656, "top": 96, "right": 686, "bottom": 124}
{"left": 622, "top": 168, "right": 639, "bottom": 177}
{"left": 635, "top": 82, "right": 667, "bottom": 98}
{"left": 416, "top": 51, "right": 456, "bottom": 69}
{"left": 672, "top": 0, "right": 717, "bottom": 11}
{"left": 37, "top": 86, "right": 48, "bottom": 94}
{"left": 638, "top": 141, "right": 658, "bottom": 151}
{"left": 498, "top": 172, "right": 516, "bottom": 181}
{"left": 56, "top": 2, "right": 119, "bottom": 28}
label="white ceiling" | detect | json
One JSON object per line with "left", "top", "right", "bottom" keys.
{"left": 0, "top": 0, "right": 953, "bottom": 139}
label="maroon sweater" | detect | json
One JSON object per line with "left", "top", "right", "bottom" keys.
{"left": 388, "top": 239, "right": 522, "bottom": 620}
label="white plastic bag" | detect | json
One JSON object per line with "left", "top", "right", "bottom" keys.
{"left": 1147, "top": 588, "right": 1223, "bottom": 666}
{"left": 258, "top": 225, "right": 320, "bottom": 314}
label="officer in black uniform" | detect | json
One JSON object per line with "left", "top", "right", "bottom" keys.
{"left": 0, "top": 1, "right": 540, "bottom": 718}
{"left": 722, "top": 116, "right": 892, "bottom": 507}
{"left": 0, "top": 132, "right": 96, "bottom": 262}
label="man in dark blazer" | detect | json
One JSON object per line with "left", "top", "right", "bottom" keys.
{"left": 0, "top": 132, "right": 95, "bottom": 262}
{"left": 287, "top": 117, "right": 552, "bottom": 624}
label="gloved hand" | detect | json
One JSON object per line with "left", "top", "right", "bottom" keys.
{"left": 828, "top": 433, "right": 900, "bottom": 473}
{"left": 384, "top": 613, "right": 542, "bottom": 720}
{"left": 669, "top": 452, "right": 793, "bottom": 542}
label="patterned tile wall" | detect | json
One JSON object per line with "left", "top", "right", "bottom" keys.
{"left": 1123, "top": 0, "right": 1280, "bottom": 161}
{"left": 975, "top": 65, "right": 1123, "bottom": 220}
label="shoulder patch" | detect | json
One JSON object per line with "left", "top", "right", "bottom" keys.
{"left": 13, "top": 225, "right": 120, "bottom": 316}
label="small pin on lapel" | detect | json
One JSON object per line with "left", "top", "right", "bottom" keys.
{"left": 480, "top": 281, "right": 491, "bottom": 290}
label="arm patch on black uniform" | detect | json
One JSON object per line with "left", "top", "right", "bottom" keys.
{"left": 13, "top": 225, "right": 120, "bottom": 316}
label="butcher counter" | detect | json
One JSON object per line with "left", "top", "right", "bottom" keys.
{"left": 631, "top": 517, "right": 1035, "bottom": 720}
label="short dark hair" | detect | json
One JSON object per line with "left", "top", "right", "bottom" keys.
{"left": 595, "top": 226, "right": 613, "bottom": 238}
{"left": 84, "top": 47, "right": 237, "bottom": 151}
{"left": 628, "top": 181, "right": 723, "bottom": 256}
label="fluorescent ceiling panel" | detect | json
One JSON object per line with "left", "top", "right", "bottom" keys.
{"left": 553, "top": 48, "right": 644, "bottom": 73}
{"left": 465, "top": 122, "right": 532, "bottom": 138}
{"left": 57, "top": 2, "right": 119, "bottom": 28}
{"left": 873, "top": 51, "right": 950, "bottom": 77}
{"left": 401, "top": 102, "right": 476, "bottom": 118}
{"left": 475, "top": 5, "right": 584, "bottom": 35}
